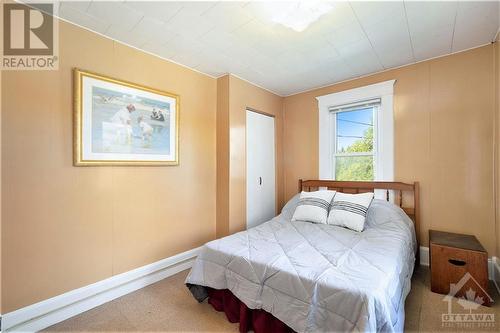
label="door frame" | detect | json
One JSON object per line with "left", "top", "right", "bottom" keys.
{"left": 245, "top": 107, "right": 278, "bottom": 226}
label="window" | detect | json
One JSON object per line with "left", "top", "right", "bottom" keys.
{"left": 317, "top": 80, "right": 395, "bottom": 182}
{"left": 331, "top": 100, "right": 379, "bottom": 181}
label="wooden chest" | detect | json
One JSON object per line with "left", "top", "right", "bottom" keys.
{"left": 429, "top": 230, "right": 491, "bottom": 306}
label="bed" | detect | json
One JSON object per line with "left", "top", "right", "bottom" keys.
{"left": 186, "top": 180, "right": 420, "bottom": 333}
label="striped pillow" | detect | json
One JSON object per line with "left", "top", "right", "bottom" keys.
{"left": 291, "top": 190, "right": 336, "bottom": 224}
{"left": 327, "top": 192, "right": 374, "bottom": 232}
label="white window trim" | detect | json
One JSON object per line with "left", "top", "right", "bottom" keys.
{"left": 317, "top": 79, "right": 395, "bottom": 181}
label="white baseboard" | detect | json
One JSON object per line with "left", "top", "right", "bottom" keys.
{"left": 2, "top": 247, "right": 201, "bottom": 332}
{"left": 1, "top": 245, "right": 496, "bottom": 332}
{"left": 419, "top": 246, "right": 498, "bottom": 283}
{"left": 419, "top": 246, "right": 429, "bottom": 266}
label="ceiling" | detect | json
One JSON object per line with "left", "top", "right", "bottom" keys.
{"left": 52, "top": 1, "right": 499, "bottom": 96}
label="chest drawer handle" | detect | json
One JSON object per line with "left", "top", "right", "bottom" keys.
{"left": 448, "top": 259, "right": 466, "bottom": 266}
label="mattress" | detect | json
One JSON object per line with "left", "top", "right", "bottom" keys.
{"left": 186, "top": 197, "right": 416, "bottom": 332}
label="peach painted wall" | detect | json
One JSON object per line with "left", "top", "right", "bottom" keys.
{"left": 216, "top": 76, "right": 230, "bottom": 238}
{"left": 1, "top": 21, "right": 217, "bottom": 312}
{"left": 283, "top": 45, "right": 497, "bottom": 254}
{"left": 224, "top": 75, "right": 284, "bottom": 235}
{"left": 0, "top": 63, "right": 2, "bottom": 314}
{"left": 2, "top": 9, "right": 498, "bottom": 315}
{"left": 496, "top": 37, "right": 500, "bottom": 258}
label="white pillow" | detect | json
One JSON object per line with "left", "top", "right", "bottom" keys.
{"left": 327, "top": 192, "right": 374, "bottom": 232}
{"left": 291, "top": 190, "right": 336, "bottom": 224}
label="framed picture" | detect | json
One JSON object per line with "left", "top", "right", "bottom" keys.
{"left": 74, "top": 69, "right": 179, "bottom": 166}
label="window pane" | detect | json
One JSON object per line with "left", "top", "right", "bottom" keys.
{"left": 335, "top": 155, "right": 374, "bottom": 181}
{"left": 336, "top": 107, "right": 374, "bottom": 153}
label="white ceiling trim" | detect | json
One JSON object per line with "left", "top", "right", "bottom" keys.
{"left": 283, "top": 41, "right": 495, "bottom": 98}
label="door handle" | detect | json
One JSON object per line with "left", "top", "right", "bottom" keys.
{"left": 259, "top": 177, "right": 262, "bottom": 185}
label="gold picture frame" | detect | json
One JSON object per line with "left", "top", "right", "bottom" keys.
{"left": 74, "top": 69, "right": 179, "bottom": 166}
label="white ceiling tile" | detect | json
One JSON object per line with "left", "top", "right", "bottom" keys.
{"left": 279, "top": 61, "right": 351, "bottom": 95}
{"left": 58, "top": 3, "right": 109, "bottom": 34}
{"left": 201, "top": 2, "right": 253, "bottom": 33}
{"left": 377, "top": 44, "right": 414, "bottom": 69}
{"left": 336, "top": 37, "right": 373, "bottom": 58}
{"left": 250, "top": 31, "right": 291, "bottom": 57}
{"left": 200, "top": 29, "right": 240, "bottom": 52}
{"left": 129, "top": 17, "right": 176, "bottom": 46}
{"left": 242, "top": 1, "right": 298, "bottom": 26}
{"left": 406, "top": 1, "right": 457, "bottom": 60}
{"left": 343, "top": 49, "right": 384, "bottom": 77}
{"left": 194, "top": 55, "right": 226, "bottom": 77}
{"left": 290, "top": 4, "right": 355, "bottom": 38}
{"left": 325, "top": 21, "right": 366, "bottom": 50}
{"left": 217, "top": 40, "right": 261, "bottom": 63}
{"left": 250, "top": 55, "right": 285, "bottom": 77}
{"left": 163, "top": 6, "right": 216, "bottom": 39}
{"left": 168, "top": 35, "right": 205, "bottom": 55}
{"left": 329, "top": 68, "right": 354, "bottom": 84}
{"left": 60, "top": 1, "right": 92, "bottom": 13}
{"left": 275, "top": 51, "right": 316, "bottom": 73}
{"left": 412, "top": 26, "right": 454, "bottom": 61}
{"left": 298, "top": 43, "right": 339, "bottom": 64}
{"left": 195, "top": 49, "right": 229, "bottom": 68}
{"left": 104, "top": 25, "right": 141, "bottom": 48}
{"left": 176, "top": 1, "right": 218, "bottom": 17}
{"left": 170, "top": 50, "right": 202, "bottom": 69}
{"left": 124, "top": 1, "right": 183, "bottom": 23}
{"left": 105, "top": 17, "right": 175, "bottom": 48}
{"left": 305, "top": 58, "right": 352, "bottom": 86}
{"left": 363, "top": 16, "right": 414, "bottom": 68}
{"left": 141, "top": 41, "right": 176, "bottom": 61}
{"left": 452, "top": 1, "right": 499, "bottom": 52}
{"left": 232, "top": 19, "right": 278, "bottom": 48}
{"left": 287, "top": 33, "right": 331, "bottom": 52}
{"left": 405, "top": 1, "right": 458, "bottom": 35}
{"left": 87, "top": 2, "right": 143, "bottom": 31}
{"left": 365, "top": 15, "right": 410, "bottom": 48}
{"left": 55, "top": 1, "right": 500, "bottom": 95}
{"left": 350, "top": 1, "right": 405, "bottom": 27}
{"left": 280, "top": 58, "right": 355, "bottom": 94}
{"left": 322, "top": 1, "right": 358, "bottom": 29}
{"left": 304, "top": 1, "right": 358, "bottom": 35}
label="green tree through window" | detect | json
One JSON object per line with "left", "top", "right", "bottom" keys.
{"left": 335, "top": 124, "right": 374, "bottom": 181}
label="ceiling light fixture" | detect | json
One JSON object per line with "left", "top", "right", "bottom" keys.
{"left": 270, "top": 1, "right": 335, "bottom": 32}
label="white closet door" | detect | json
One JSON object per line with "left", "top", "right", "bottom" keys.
{"left": 246, "top": 110, "right": 276, "bottom": 229}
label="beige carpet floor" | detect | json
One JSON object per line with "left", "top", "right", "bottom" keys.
{"left": 44, "top": 266, "right": 500, "bottom": 332}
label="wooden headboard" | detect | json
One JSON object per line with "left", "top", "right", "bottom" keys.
{"left": 298, "top": 179, "right": 420, "bottom": 246}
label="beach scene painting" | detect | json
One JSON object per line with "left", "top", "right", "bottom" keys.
{"left": 74, "top": 69, "right": 179, "bottom": 165}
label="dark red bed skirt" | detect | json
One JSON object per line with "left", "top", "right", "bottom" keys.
{"left": 207, "top": 288, "right": 295, "bottom": 333}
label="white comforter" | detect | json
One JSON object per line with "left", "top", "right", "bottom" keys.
{"left": 186, "top": 198, "right": 416, "bottom": 333}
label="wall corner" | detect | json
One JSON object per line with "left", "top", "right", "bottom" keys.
{"left": 216, "top": 75, "right": 230, "bottom": 238}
